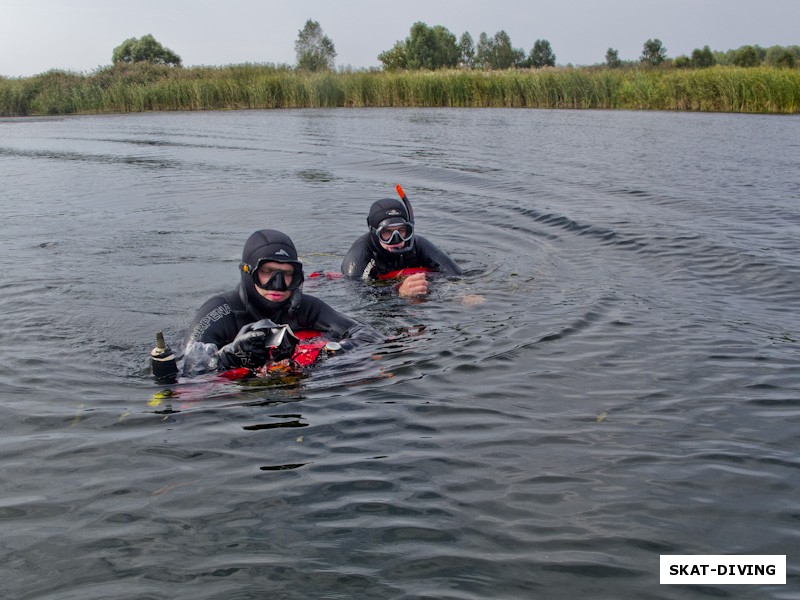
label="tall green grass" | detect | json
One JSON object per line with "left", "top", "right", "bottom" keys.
{"left": 1, "top": 64, "right": 798, "bottom": 116}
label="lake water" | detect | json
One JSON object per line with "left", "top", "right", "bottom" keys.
{"left": 1, "top": 107, "right": 799, "bottom": 599}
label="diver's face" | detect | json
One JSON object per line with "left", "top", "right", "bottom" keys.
{"left": 255, "top": 261, "right": 293, "bottom": 303}
{"left": 377, "top": 224, "right": 411, "bottom": 252}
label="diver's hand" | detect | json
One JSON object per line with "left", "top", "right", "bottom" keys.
{"left": 397, "top": 272, "right": 428, "bottom": 298}
{"left": 216, "top": 326, "right": 269, "bottom": 370}
{"left": 247, "top": 319, "right": 298, "bottom": 362}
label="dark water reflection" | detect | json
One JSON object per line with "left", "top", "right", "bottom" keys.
{"left": 1, "top": 108, "right": 798, "bottom": 599}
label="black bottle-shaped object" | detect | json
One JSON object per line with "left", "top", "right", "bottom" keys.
{"left": 150, "top": 331, "right": 178, "bottom": 383}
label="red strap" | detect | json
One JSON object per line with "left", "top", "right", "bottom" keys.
{"left": 376, "top": 267, "right": 433, "bottom": 281}
{"left": 289, "top": 330, "right": 326, "bottom": 366}
{"left": 289, "top": 339, "right": 327, "bottom": 367}
{"left": 218, "top": 367, "right": 251, "bottom": 381}
{"left": 293, "top": 329, "right": 323, "bottom": 340}
{"left": 308, "top": 268, "right": 431, "bottom": 281}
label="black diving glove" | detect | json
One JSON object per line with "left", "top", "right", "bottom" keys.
{"left": 216, "top": 322, "right": 271, "bottom": 370}
{"left": 248, "top": 319, "right": 299, "bottom": 362}
{"left": 216, "top": 320, "right": 299, "bottom": 370}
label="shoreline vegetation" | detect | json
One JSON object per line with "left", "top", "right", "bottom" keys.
{"left": 1, "top": 63, "right": 799, "bottom": 117}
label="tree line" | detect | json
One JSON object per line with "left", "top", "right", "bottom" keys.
{"left": 376, "top": 23, "right": 555, "bottom": 70}
{"left": 106, "top": 21, "right": 798, "bottom": 75}
{"left": 612, "top": 39, "right": 798, "bottom": 69}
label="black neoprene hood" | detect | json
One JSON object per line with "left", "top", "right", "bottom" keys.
{"left": 242, "top": 229, "right": 300, "bottom": 268}
{"left": 367, "top": 198, "right": 410, "bottom": 229}
{"left": 240, "top": 229, "right": 303, "bottom": 315}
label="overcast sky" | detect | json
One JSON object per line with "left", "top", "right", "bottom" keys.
{"left": 2, "top": 0, "right": 798, "bottom": 77}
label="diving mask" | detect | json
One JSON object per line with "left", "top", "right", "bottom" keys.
{"left": 374, "top": 220, "right": 414, "bottom": 245}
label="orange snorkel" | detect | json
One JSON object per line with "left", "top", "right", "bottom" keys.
{"left": 395, "top": 184, "right": 415, "bottom": 224}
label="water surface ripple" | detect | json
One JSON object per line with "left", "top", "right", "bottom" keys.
{"left": 1, "top": 108, "right": 798, "bottom": 599}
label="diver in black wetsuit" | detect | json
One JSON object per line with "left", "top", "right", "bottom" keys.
{"left": 182, "top": 229, "right": 380, "bottom": 376}
{"left": 341, "top": 197, "right": 462, "bottom": 298}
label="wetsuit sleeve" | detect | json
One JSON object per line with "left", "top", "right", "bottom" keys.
{"left": 414, "top": 236, "right": 463, "bottom": 276}
{"left": 181, "top": 295, "right": 241, "bottom": 376}
{"left": 295, "top": 295, "right": 382, "bottom": 349}
{"left": 341, "top": 233, "right": 376, "bottom": 280}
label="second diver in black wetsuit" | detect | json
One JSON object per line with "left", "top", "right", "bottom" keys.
{"left": 341, "top": 196, "right": 462, "bottom": 298}
{"left": 182, "top": 229, "right": 380, "bottom": 376}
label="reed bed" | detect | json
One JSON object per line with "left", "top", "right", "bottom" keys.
{"left": 1, "top": 64, "right": 798, "bottom": 116}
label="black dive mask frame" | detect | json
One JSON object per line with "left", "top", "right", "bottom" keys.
{"left": 240, "top": 260, "right": 304, "bottom": 292}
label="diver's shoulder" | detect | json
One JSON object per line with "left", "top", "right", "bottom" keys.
{"left": 194, "top": 288, "right": 240, "bottom": 315}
